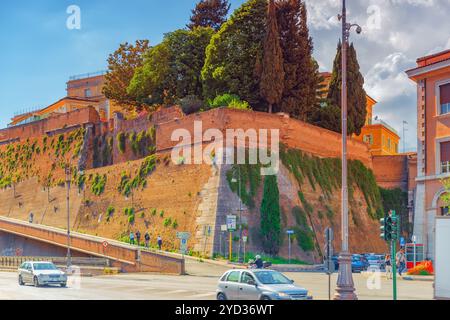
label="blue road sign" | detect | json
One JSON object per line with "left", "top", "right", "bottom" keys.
{"left": 286, "top": 230, "right": 294, "bottom": 235}
{"left": 400, "top": 237, "right": 405, "bottom": 247}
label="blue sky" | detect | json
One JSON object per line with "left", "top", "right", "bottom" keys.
{"left": 1, "top": 0, "right": 450, "bottom": 150}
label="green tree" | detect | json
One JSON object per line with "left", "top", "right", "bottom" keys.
{"left": 260, "top": 175, "right": 281, "bottom": 255}
{"left": 128, "top": 28, "right": 214, "bottom": 107}
{"left": 276, "top": 0, "right": 319, "bottom": 120}
{"left": 326, "top": 42, "right": 367, "bottom": 135}
{"left": 260, "top": 0, "right": 284, "bottom": 114}
{"left": 188, "top": 0, "right": 230, "bottom": 31}
{"left": 103, "top": 40, "right": 150, "bottom": 112}
{"left": 201, "top": 0, "right": 268, "bottom": 111}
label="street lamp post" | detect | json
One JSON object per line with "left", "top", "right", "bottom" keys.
{"left": 335, "top": 0, "right": 360, "bottom": 300}
{"left": 232, "top": 166, "right": 243, "bottom": 263}
{"left": 65, "top": 164, "right": 72, "bottom": 269}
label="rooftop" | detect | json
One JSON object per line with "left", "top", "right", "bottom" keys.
{"left": 68, "top": 70, "right": 107, "bottom": 82}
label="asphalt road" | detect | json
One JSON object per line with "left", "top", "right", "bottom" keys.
{"left": 0, "top": 260, "right": 434, "bottom": 300}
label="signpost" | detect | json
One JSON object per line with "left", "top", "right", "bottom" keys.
{"left": 176, "top": 232, "right": 191, "bottom": 256}
{"left": 242, "top": 235, "right": 248, "bottom": 263}
{"left": 227, "top": 215, "right": 237, "bottom": 261}
{"left": 286, "top": 230, "right": 294, "bottom": 264}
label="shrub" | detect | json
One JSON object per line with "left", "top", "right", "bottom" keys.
{"left": 172, "top": 219, "right": 178, "bottom": 229}
{"left": 163, "top": 217, "right": 172, "bottom": 227}
{"left": 106, "top": 206, "right": 115, "bottom": 218}
{"left": 91, "top": 174, "right": 107, "bottom": 196}
{"left": 117, "top": 132, "right": 126, "bottom": 154}
{"left": 208, "top": 93, "right": 240, "bottom": 108}
{"left": 178, "top": 95, "right": 204, "bottom": 114}
{"left": 151, "top": 208, "right": 157, "bottom": 216}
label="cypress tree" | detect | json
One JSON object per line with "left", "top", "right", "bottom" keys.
{"left": 260, "top": 0, "right": 285, "bottom": 113}
{"left": 327, "top": 42, "right": 367, "bottom": 135}
{"left": 277, "top": 0, "right": 319, "bottom": 120}
{"left": 260, "top": 175, "right": 281, "bottom": 255}
{"left": 188, "top": 0, "right": 230, "bottom": 31}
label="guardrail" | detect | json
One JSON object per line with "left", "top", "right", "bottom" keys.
{"left": 0, "top": 257, "right": 109, "bottom": 268}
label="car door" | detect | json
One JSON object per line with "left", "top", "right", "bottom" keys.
{"left": 238, "top": 272, "right": 260, "bottom": 300}
{"left": 223, "top": 271, "right": 241, "bottom": 300}
{"left": 23, "top": 263, "right": 32, "bottom": 283}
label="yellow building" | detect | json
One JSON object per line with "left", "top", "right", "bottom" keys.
{"left": 354, "top": 96, "right": 400, "bottom": 156}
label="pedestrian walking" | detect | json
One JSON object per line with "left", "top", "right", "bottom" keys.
{"left": 129, "top": 231, "right": 135, "bottom": 245}
{"left": 157, "top": 235, "right": 162, "bottom": 250}
{"left": 144, "top": 232, "right": 150, "bottom": 248}
{"left": 28, "top": 212, "right": 34, "bottom": 224}
{"left": 385, "top": 254, "right": 392, "bottom": 279}
{"left": 135, "top": 230, "right": 141, "bottom": 246}
{"left": 396, "top": 248, "right": 406, "bottom": 276}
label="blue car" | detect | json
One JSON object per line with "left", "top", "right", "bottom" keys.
{"left": 351, "top": 255, "right": 367, "bottom": 273}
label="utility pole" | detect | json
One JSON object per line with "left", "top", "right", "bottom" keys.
{"left": 335, "top": 0, "right": 361, "bottom": 300}
{"left": 65, "top": 164, "right": 72, "bottom": 269}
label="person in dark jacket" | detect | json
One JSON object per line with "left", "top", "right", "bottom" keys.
{"left": 157, "top": 236, "right": 162, "bottom": 250}
{"left": 144, "top": 232, "right": 150, "bottom": 248}
{"left": 254, "top": 255, "right": 264, "bottom": 269}
{"left": 135, "top": 230, "right": 141, "bottom": 246}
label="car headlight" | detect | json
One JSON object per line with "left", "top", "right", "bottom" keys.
{"left": 277, "top": 292, "right": 290, "bottom": 298}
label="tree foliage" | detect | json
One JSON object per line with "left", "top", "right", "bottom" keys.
{"left": 325, "top": 42, "right": 367, "bottom": 135}
{"left": 276, "top": 0, "right": 319, "bottom": 120}
{"left": 128, "top": 28, "right": 214, "bottom": 107}
{"left": 103, "top": 40, "right": 150, "bottom": 112}
{"left": 260, "top": 175, "right": 282, "bottom": 255}
{"left": 202, "top": 0, "right": 268, "bottom": 111}
{"left": 188, "top": 0, "right": 230, "bottom": 31}
{"left": 260, "top": 0, "right": 284, "bottom": 113}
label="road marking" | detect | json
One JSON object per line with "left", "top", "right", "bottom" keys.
{"left": 187, "top": 292, "right": 216, "bottom": 298}
{"left": 160, "top": 289, "right": 189, "bottom": 295}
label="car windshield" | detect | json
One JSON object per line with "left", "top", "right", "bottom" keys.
{"left": 352, "top": 256, "right": 361, "bottom": 262}
{"left": 367, "top": 256, "right": 378, "bottom": 260}
{"left": 33, "top": 263, "right": 57, "bottom": 270}
{"left": 253, "top": 271, "right": 292, "bottom": 285}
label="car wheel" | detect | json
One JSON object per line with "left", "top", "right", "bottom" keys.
{"left": 33, "top": 276, "right": 40, "bottom": 287}
{"left": 60, "top": 283, "right": 67, "bottom": 288}
{"left": 18, "top": 276, "right": 24, "bottom": 286}
{"left": 217, "top": 293, "right": 227, "bottom": 301}
{"left": 261, "top": 296, "right": 271, "bottom": 301}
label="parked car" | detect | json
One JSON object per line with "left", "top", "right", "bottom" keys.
{"left": 366, "top": 254, "right": 385, "bottom": 271}
{"left": 332, "top": 255, "right": 340, "bottom": 270}
{"left": 217, "top": 269, "right": 313, "bottom": 300}
{"left": 18, "top": 261, "right": 67, "bottom": 287}
{"left": 351, "top": 255, "right": 367, "bottom": 273}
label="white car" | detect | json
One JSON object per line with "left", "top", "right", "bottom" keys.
{"left": 217, "top": 269, "right": 313, "bottom": 300}
{"left": 18, "top": 261, "right": 67, "bottom": 287}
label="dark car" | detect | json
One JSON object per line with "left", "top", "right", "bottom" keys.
{"left": 332, "top": 255, "right": 339, "bottom": 270}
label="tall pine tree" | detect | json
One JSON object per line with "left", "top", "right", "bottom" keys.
{"left": 260, "top": 0, "right": 284, "bottom": 113}
{"left": 326, "top": 41, "right": 367, "bottom": 135}
{"left": 188, "top": 0, "right": 230, "bottom": 31}
{"left": 260, "top": 175, "right": 281, "bottom": 255}
{"left": 277, "top": 0, "right": 319, "bottom": 120}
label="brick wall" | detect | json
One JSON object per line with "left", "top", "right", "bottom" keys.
{"left": 0, "top": 107, "right": 100, "bottom": 144}
{"left": 156, "top": 108, "right": 373, "bottom": 168}
{"left": 373, "top": 155, "right": 408, "bottom": 190}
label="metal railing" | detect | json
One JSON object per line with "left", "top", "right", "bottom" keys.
{"left": 0, "top": 256, "right": 109, "bottom": 268}
{"left": 373, "top": 119, "right": 400, "bottom": 136}
{"left": 68, "top": 70, "right": 107, "bottom": 81}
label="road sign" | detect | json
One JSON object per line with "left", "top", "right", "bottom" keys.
{"left": 180, "top": 238, "right": 188, "bottom": 255}
{"left": 242, "top": 236, "right": 248, "bottom": 243}
{"left": 203, "top": 225, "right": 212, "bottom": 237}
{"left": 226, "top": 215, "right": 237, "bottom": 231}
{"left": 400, "top": 237, "right": 405, "bottom": 247}
{"left": 176, "top": 232, "right": 191, "bottom": 240}
{"left": 221, "top": 224, "right": 228, "bottom": 232}
{"left": 102, "top": 241, "right": 109, "bottom": 248}
{"left": 286, "top": 230, "right": 294, "bottom": 235}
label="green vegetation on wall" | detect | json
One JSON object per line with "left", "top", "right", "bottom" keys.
{"left": 280, "top": 144, "right": 383, "bottom": 219}
{"left": 91, "top": 174, "right": 107, "bottom": 196}
{"left": 226, "top": 163, "right": 261, "bottom": 208}
{"left": 379, "top": 187, "right": 410, "bottom": 235}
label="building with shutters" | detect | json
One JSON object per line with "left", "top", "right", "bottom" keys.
{"left": 406, "top": 49, "right": 450, "bottom": 260}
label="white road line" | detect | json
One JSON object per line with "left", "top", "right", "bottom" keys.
{"left": 159, "top": 289, "right": 190, "bottom": 295}
{"left": 187, "top": 292, "right": 216, "bottom": 298}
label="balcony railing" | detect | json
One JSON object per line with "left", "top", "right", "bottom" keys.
{"left": 373, "top": 119, "right": 400, "bottom": 136}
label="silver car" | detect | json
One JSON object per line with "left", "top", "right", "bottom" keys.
{"left": 216, "top": 269, "right": 313, "bottom": 300}
{"left": 18, "top": 261, "right": 68, "bottom": 287}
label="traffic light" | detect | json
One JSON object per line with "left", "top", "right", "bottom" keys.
{"left": 391, "top": 212, "right": 400, "bottom": 241}
{"left": 380, "top": 213, "right": 392, "bottom": 241}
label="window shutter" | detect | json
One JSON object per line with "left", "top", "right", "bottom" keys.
{"left": 440, "top": 141, "right": 450, "bottom": 162}
{"left": 441, "top": 83, "right": 450, "bottom": 105}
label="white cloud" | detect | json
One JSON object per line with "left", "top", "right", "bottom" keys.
{"left": 364, "top": 53, "right": 416, "bottom": 102}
